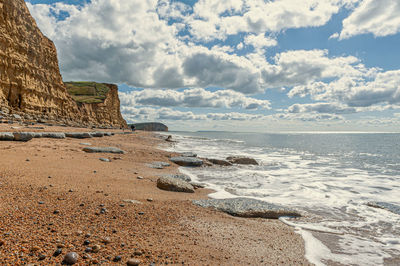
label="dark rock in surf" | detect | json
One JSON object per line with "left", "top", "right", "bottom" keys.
{"left": 170, "top": 157, "right": 203, "bottom": 167}
{"left": 226, "top": 156, "right": 258, "bottom": 165}
{"left": 180, "top": 152, "right": 197, "bottom": 157}
{"left": 193, "top": 198, "right": 301, "bottom": 219}
{"left": 367, "top": 202, "right": 400, "bottom": 215}
{"left": 208, "top": 158, "right": 233, "bottom": 166}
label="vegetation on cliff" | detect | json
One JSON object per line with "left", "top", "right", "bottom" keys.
{"left": 65, "top": 82, "right": 110, "bottom": 104}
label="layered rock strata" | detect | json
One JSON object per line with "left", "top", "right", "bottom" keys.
{"left": 0, "top": 0, "right": 127, "bottom": 128}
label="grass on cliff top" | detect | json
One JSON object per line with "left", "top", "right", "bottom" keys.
{"left": 65, "top": 81, "right": 110, "bottom": 104}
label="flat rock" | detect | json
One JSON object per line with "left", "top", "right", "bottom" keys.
{"left": 122, "top": 199, "right": 142, "bottom": 204}
{"left": 147, "top": 161, "right": 171, "bottom": 169}
{"left": 99, "top": 158, "right": 111, "bottom": 162}
{"left": 156, "top": 177, "right": 195, "bottom": 193}
{"left": 83, "top": 147, "right": 126, "bottom": 154}
{"left": 226, "top": 156, "right": 258, "bottom": 165}
{"left": 170, "top": 156, "right": 203, "bottom": 167}
{"left": 180, "top": 152, "right": 197, "bottom": 157}
{"left": 65, "top": 132, "right": 93, "bottom": 139}
{"left": 367, "top": 201, "right": 400, "bottom": 215}
{"left": 42, "top": 132, "right": 66, "bottom": 139}
{"left": 208, "top": 158, "right": 233, "bottom": 166}
{"left": 163, "top": 174, "right": 191, "bottom": 182}
{"left": 90, "top": 131, "right": 104, "bottom": 137}
{"left": 13, "top": 132, "right": 35, "bottom": 141}
{"left": 0, "top": 132, "right": 14, "bottom": 141}
{"left": 193, "top": 198, "right": 301, "bottom": 219}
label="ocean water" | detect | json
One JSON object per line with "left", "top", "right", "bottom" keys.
{"left": 161, "top": 131, "right": 400, "bottom": 266}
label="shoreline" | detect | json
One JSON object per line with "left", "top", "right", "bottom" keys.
{"left": 0, "top": 124, "right": 310, "bottom": 265}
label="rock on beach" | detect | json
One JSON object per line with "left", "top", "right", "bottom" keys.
{"left": 65, "top": 132, "right": 93, "bottom": 139}
{"left": 193, "top": 198, "right": 301, "bottom": 219}
{"left": 170, "top": 157, "right": 203, "bottom": 167}
{"left": 157, "top": 176, "right": 195, "bottom": 193}
{"left": 226, "top": 156, "right": 258, "bottom": 165}
{"left": 83, "top": 147, "right": 126, "bottom": 154}
{"left": 0, "top": 132, "right": 14, "bottom": 141}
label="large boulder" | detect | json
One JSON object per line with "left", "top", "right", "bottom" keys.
{"left": 208, "top": 158, "right": 233, "bottom": 166}
{"left": 90, "top": 131, "right": 104, "bottom": 137}
{"left": 193, "top": 198, "right": 301, "bottom": 219}
{"left": 13, "top": 132, "right": 35, "bottom": 141}
{"left": 0, "top": 132, "right": 14, "bottom": 141}
{"left": 156, "top": 177, "right": 195, "bottom": 193}
{"left": 163, "top": 174, "right": 191, "bottom": 182}
{"left": 170, "top": 156, "right": 203, "bottom": 167}
{"left": 65, "top": 132, "right": 93, "bottom": 139}
{"left": 82, "top": 147, "right": 126, "bottom": 154}
{"left": 42, "top": 132, "right": 66, "bottom": 139}
{"left": 226, "top": 156, "right": 258, "bottom": 165}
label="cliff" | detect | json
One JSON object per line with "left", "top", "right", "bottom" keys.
{"left": 0, "top": 0, "right": 127, "bottom": 128}
{"left": 130, "top": 122, "right": 168, "bottom": 132}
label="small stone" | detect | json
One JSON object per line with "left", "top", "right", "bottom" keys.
{"left": 137, "top": 176, "right": 144, "bottom": 180}
{"left": 48, "top": 176, "right": 52, "bottom": 178}
{"left": 69, "top": 189, "right": 74, "bottom": 192}
{"left": 57, "top": 244, "right": 65, "bottom": 248}
{"left": 99, "top": 158, "right": 111, "bottom": 162}
{"left": 83, "top": 253, "right": 92, "bottom": 260}
{"left": 76, "top": 230, "right": 83, "bottom": 236}
{"left": 31, "top": 246, "right": 40, "bottom": 252}
{"left": 84, "top": 247, "right": 92, "bottom": 253}
{"left": 119, "top": 204, "right": 125, "bottom": 207}
{"left": 85, "top": 233, "right": 91, "bottom": 238}
{"left": 112, "top": 229, "right": 117, "bottom": 233}
{"left": 100, "top": 208, "right": 107, "bottom": 214}
{"left": 138, "top": 212, "right": 144, "bottom": 215}
{"left": 113, "top": 256, "right": 122, "bottom": 262}
{"left": 53, "top": 210, "right": 60, "bottom": 214}
{"left": 38, "top": 201, "right": 44, "bottom": 205}
{"left": 102, "top": 237, "right": 111, "bottom": 244}
{"left": 92, "top": 245, "right": 101, "bottom": 253}
{"left": 146, "top": 198, "right": 153, "bottom": 202}
{"left": 83, "top": 240, "right": 90, "bottom": 246}
{"left": 63, "top": 252, "right": 79, "bottom": 264}
{"left": 0, "top": 240, "right": 4, "bottom": 246}
{"left": 53, "top": 248, "right": 62, "bottom": 257}
{"left": 127, "top": 258, "right": 141, "bottom": 266}
{"left": 79, "top": 203, "right": 85, "bottom": 207}
{"left": 38, "top": 254, "right": 46, "bottom": 260}
{"left": 134, "top": 250, "right": 143, "bottom": 256}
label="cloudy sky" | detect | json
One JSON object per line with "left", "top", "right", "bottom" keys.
{"left": 26, "top": 0, "right": 400, "bottom": 132}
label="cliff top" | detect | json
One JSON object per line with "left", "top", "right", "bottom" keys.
{"left": 65, "top": 81, "right": 110, "bottom": 104}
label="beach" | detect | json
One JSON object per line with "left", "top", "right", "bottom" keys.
{"left": 0, "top": 124, "right": 309, "bottom": 265}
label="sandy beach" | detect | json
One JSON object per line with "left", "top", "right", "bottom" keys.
{"left": 0, "top": 124, "right": 310, "bottom": 265}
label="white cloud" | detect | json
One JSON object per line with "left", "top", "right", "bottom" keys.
{"left": 120, "top": 88, "right": 271, "bottom": 110}
{"left": 289, "top": 70, "right": 400, "bottom": 108}
{"left": 340, "top": 0, "right": 400, "bottom": 39}
{"left": 121, "top": 106, "right": 263, "bottom": 122}
{"left": 288, "top": 102, "right": 357, "bottom": 114}
{"left": 244, "top": 33, "right": 277, "bottom": 51}
{"left": 187, "top": 0, "right": 360, "bottom": 42}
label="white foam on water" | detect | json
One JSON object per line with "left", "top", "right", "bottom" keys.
{"left": 161, "top": 132, "right": 400, "bottom": 265}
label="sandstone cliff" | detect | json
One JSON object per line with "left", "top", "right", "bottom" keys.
{"left": 0, "top": 0, "right": 127, "bottom": 128}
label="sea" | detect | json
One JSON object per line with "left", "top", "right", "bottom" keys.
{"left": 160, "top": 131, "right": 400, "bottom": 266}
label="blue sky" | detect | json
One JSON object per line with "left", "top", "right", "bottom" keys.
{"left": 26, "top": 0, "right": 400, "bottom": 132}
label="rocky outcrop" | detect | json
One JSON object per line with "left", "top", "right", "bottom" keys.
{"left": 0, "top": 0, "right": 127, "bottom": 128}
{"left": 130, "top": 122, "right": 168, "bottom": 131}
{"left": 156, "top": 177, "right": 195, "bottom": 193}
{"left": 226, "top": 156, "right": 258, "bottom": 165}
{"left": 193, "top": 198, "right": 302, "bottom": 219}
{"left": 170, "top": 156, "right": 203, "bottom": 167}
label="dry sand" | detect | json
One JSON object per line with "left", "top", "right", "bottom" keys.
{"left": 0, "top": 124, "right": 311, "bottom": 265}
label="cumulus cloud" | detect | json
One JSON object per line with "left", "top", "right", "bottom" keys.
{"left": 288, "top": 103, "right": 357, "bottom": 114}
{"left": 289, "top": 70, "right": 400, "bottom": 108}
{"left": 187, "top": 0, "right": 360, "bottom": 42}
{"left": 121, "top": 106, "right": 263, "bottom": 122}
{"left": 339, "top": 0, "right": 400, "bottom": 39}
{"left": 119, "top": 88, "right": 271, "bottom": 110}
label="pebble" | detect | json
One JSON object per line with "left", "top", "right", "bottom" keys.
{"left": 76, "top": 230, "right": 83, "bottom": 236}
{"left": 83, "top": 253, "right": 92, "bottom": 260}
{"left": 0, "top": 240, "right": 4, "bottom": 246}
{"left": 138, "top": 212, "right": 145, "bottom": 215}
{"left": 134, "top": 250, "right": 143, "bottom": 256}
{"left": 99, "top": 158, "right": 111, "bottom": 162}
{"left": 38, "top": 201, "right": 44, "bottom": 205}
{"left": 119, "top": 204, "right": 125, "bottom": 207}
{"left": 113, "top": 256, "right": 122, "bottom": 262}
{"left": 63, "top": 252, "right": 79, "bottom": 264}
{"left": 100, "top": 208, "right": 107, "bottom": 214}
{"left": 84, "top": 247, "right": 92, "bottom": 253}
{"left": 102, "top": 237, "right": 111, "bottom": 244}
{"left": 83, "top": 240, "right": 90, "bottom": 246}
{"left": 53, "top": 248, "right": 62, "bottom": 257}
{"left": 137, "top": 176, "right": 144, "bottom": 180}
{"left": 53, "top": 210, "right": 60, "bottom": 214}
{"left": 85, "top": 233, "right": 91, "bottom": 238}
{"left": 127, "top": 258, "right": 141, "bottom": 266}
{"left": 92, "top": 244, "right": 101, "bottom": 253}
{"left": 147, "top": 198, "right": 153, "bottom": 202}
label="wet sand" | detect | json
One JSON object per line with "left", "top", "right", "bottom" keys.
{"left": 0, "top": 124, "right": 311, "bottom": 265}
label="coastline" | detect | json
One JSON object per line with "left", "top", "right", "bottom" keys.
{"left": 0, "top": 124, "right": 310, "bottom": 265}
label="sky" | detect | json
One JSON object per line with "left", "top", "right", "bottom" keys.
{"left": 25, "top": 0, "right": 400, "bottom": 132}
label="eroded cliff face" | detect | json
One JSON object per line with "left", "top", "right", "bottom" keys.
{"left": 0, "top": 0, "right": 127, "bottom": 128}
{"left": 79, "top": 84, "right": 127, "bottom": 128}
